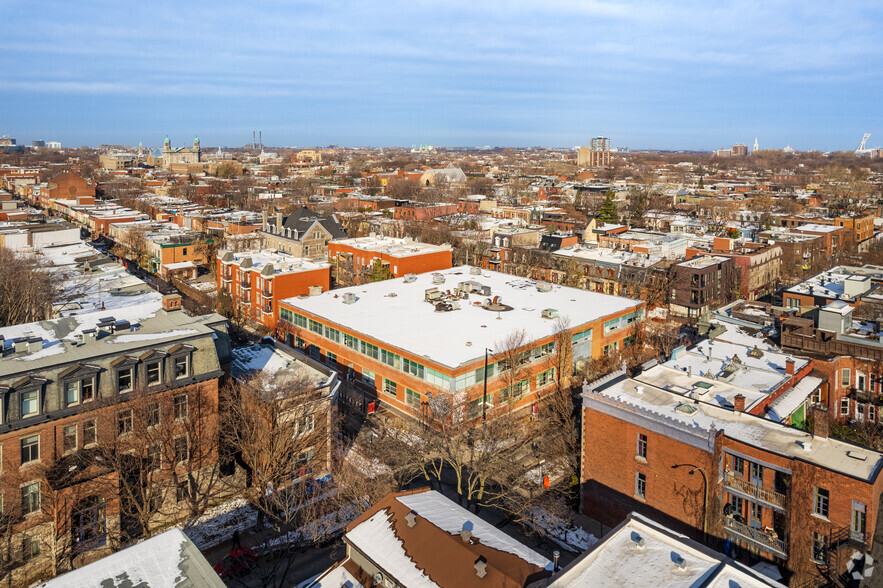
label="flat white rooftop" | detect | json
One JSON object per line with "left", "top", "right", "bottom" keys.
{"left": 224, "top": 249, "right": 329, "bottom": 276}
{"left": 282, "top": 266, "right": 642, "bottom": 369}
{"left": 550, "top": 514, "right": 781, "bottom": 587}
{"left": 332, "top": 235, "right": 451, "bottom": 258}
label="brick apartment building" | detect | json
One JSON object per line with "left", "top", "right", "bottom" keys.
{"left": 278, "top": 266, "right": 644, "bottom": 424}
{"left": 686, "top": 238, "right": 782, "bottom": 300}
{"left": 218, "top": 249, "right": 330, "bottom": 330}
{"left": 328, "top": 235, "right": 453, "bottom": 287}
{"left": 0, "top": 296, "right": 231, "bottom": 585}
{"left": 581, "top": 364, "right": 883, "bottom": 586}
{"left": 669, "top": 256, "right": 739, "bottom": 319}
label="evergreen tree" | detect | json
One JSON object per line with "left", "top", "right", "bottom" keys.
{"left": 369, "top": 259, "right": 394, "bottom": 282}
{"left": 596, "top": 189, "right": 619, "bottom": 223}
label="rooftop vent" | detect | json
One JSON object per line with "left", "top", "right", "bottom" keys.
{"left": 13, "top": 338, "right": 28, "bottom": 354}
{"left": 342, "top": 292, "right": 357, "bottom": 304}
{"left": 537, "top": 282, "right": 553, "bottom": 292}
{"left": 474, "top": 556, "right": 487, "bottom": 578}
{"left": 541, "top": 308, "right": 559, "bottom": 320}
{"left": 432, "top": 273, "right": 445, "bottom": 285}
{"left": 460, "top": 529, "right": 472, "bottom": 543}
{"left": 403, "top": 273, "right": 417, "bottom": 283}
{"left": 405, "top": 511, "right": 418, "bottom": 528}
{"left": 425, "top": 287, "right": 442, "bottom": 302}
{"left": 308, "top": 285, "right": 323, "bottom": 296}
{"left": 470, "top": 266, "right": 482, "bottom": 275}
{"left": 27, "top": 337, "right": 42, "bottom": 353}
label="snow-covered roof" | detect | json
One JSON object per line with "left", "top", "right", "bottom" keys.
{"left": 281, "top": 266, "right": 642, "bottom": 369}
{"left": 585, "top": 368, "right": 883, "bottom": 481}
{"left": 332, "top": 235, "right": 452, "bottom": 257}
{"left": 549, "top": 514, "right": 782, "bottom": 587}
{"left": 231, "top": 343, "right": 336, "bottom": 392}
{"left": 342, "top": 489, "right": 550, "bottom": 588}
{"left": 41, "top": 528, "right": 224, "bottom": 588}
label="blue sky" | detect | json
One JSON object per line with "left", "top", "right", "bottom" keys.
{"left": 1, "top": 0, "right": 882, "bottom": 150}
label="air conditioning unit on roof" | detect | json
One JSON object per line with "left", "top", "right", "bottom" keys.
{"left": 403, "top": 273, "right": 417, "bottom": 283}
{"left": 342, "top": 292, "right": 357, "bottom": 304}
{"left": 542, "top": 308, "right": 559, "bottom": 319}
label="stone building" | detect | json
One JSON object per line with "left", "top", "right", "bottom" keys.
{"left": 161, "top": 137, "right": 201, "bottom": 169}
{"left": 261, "top": 205, "right": 348, "bottom": 260}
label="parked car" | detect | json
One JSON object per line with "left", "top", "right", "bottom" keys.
{"left": 213, "top": 546, "right": 258, "bottom": 579}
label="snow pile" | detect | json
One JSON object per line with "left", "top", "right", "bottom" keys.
{"left": 110, "top": 329, "right": 198, "bottom": 343}
{"left": 528, "top": 508, "right": 598, "bottom": 553}
{"left": 180, "top": 498, "right": 258, "bottom": 551}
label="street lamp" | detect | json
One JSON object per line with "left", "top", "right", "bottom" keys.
{"left": 483, "top": 348, "right": 493, "bottom": 423}
{"left": 671, "top": 464, "right": 709, "bottom": 545}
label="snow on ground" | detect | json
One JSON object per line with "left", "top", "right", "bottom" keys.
{"left": 398, "top": 491, "right": 552, "bottom": 568}
{"left": 527, "top": 508, "right": 598, "bottom": 553}
{"left": 180, "top": 498, "right": 258, "bottom": 551}
{"left": 255, "top": 499, "right": 365, "bottom": 554}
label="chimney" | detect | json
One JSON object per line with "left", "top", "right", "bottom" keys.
{"left": 474, "top": 556, "right": 487, "bottom": 579}
{"left": 460, "top": 529, "right": 472, "bottom": 543}
{"left": 14, "top": 338, "right": 28, "bottom": 354}
{"left": 733, "top": 394, "right": 745, "bottom": 413}
{"left": 162, "top": 294, "right": 182, "bottom": 312}
{"left": 276, "top": 211, "right": 283, "bottom": 233}
{"left": 27, "top": 337, "right": 42, "bottom": 353}
{"left": 785, "top": 358, "right": 795, "bottom": 375}
{"left": 405, "top": 511, "right": 417, "bottom": 528}
{"left": 811, "top": 405, "right": 829, "bottom": 439}
{"left": 261, "top": 208, "right": 268, "bottom": 228}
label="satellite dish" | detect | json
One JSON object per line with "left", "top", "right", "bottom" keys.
{"left": 374, "top": 572, "right": 384, "bottom": 584}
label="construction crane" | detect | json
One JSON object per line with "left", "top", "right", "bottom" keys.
{"left": 856, "top": 133, "right": 872, "bottom": 154}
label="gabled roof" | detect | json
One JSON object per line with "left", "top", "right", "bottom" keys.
{"left": 277, "top": 205, "right": 348, "bottom": 240}
{"left": 343, "top": 488, "right": 550, "bottom": 588}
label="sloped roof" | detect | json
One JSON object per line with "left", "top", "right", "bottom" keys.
{"left": 275, "top": 205, "right": 348, "bottom": 240}
{"left": 344, "top": 489, "right": 551, "bottom": 588}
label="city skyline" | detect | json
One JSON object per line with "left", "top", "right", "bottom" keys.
{"left": 2, "top": 1, "right": 882, "bottom": 151}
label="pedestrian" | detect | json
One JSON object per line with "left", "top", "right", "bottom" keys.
{"left": 232, "top": 529, "right": 241, "bottom": 549}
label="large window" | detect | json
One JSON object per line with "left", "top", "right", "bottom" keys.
{"left": 21, "top": 482, "right": 40, "bottom": 515}
{"left": 344, "top": 334, "right": 358, "bottom": 350}
{"left": 814, "top": 487, "right": 830, "bottom": 518}
{"left": 637, "top": 433, "right": 648, "bottom": 460}
{"left": 21, "top": 435, "right": 39, "bottom": 464}
{"left": 362, "top": 370, "right": 376, "bottom": 388}
{"left": 63, "top": 425, "right": 77, "bottom": 454}
{"left": 309, "top": 319, "right": 323, "bottom": 335}
{"left": 323, "top": 325, "right": 340, "bottom": 343}
{"left": 20, "top": 390, "right": 39, "bottom": 418}
{"left": 406, "top": 389, "right": 420, "bottom": 408}
{"left": 500, "top": 380, "right": 528, "bottom": 403}
{"left": 381, "top": 349, "right": 399, "bottom": 368}
{"left": 174, "top": 436, "right": 189, "bottom": 463}
{"left": 174, "top": 356, "right": 189, "bottom": 379}
{"left": 174, "top": 394, "right": 189, "bottom": 420}
{"left": 467, "top": 395, "right": 493, "bottom": 419}
{"left": 147, "top": 362, "right": 162, "bottom": 385}
{"left": 403, "top": 358, "right": 425, "bottom": 379}
{"left": 536, "top": 368, "right": 556, "bottom": 388}
{"left": 841, "top": 397, "right": 851, "bottom": 417}
{"left": 635, "top": 472, "right": 646, "bottom": 499}
{"left": 842, "top": 368, "right": 851, "bottom": 388}
{"left": 117, "top": 368, "right": 133, "bottom": 393}
{"left": 360, "top": 340, "right": 379, "bottom": 360}
{"left": 294, "top": 448, "right": 314, "bottom": 480}
{"left": 118, "top": 410, "right": 133, "bottom": 437}
{"left": 147, "top": 403, "right": 160, "bottom": 427}
{"left": 383, "top": 379, "right": 397, "bottom": 398}
{"left": 84, "top": 420, "right": 97, "bottom": 446}
{"left": 297, "top": 414, "right": 315, "bottom": 435}
{"left": 22, "top": 535, "right": 40, "bottom": 561}
{"left": 73, "top": 496, "right": 106, "bottom": 552}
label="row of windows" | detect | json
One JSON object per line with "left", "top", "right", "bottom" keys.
{"left": 20, "top": 394, "right": 189, "bottom": 467}
{"left": 603, "top": 310, "right": 644, "bottom": 336}
{"left": 289, "top": 314, "right": 562, "bottom": 394}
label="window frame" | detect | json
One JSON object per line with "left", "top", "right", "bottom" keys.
{"left": 173, "top": 393, "right": 189, "bottom": 421}
{"left": 637, "top": 433, "right": 648, "bottom": 460}
{"left": 173, "top": 355, "right": 190, "bottom": 380}
{"left": 21, "top": 482, "right": 40, "bottom": 516}
{"left": 117, "top": 409, "right": 134, "bottom": 437}
{"left": 83, "top": 419, "right": 97, "bottom": 447}
{"left": 635, "top": 472, "right": 646, "bottom": 500}
{"left": 116, "top": 367, "right": 134, "bottom": 394}
{"left": 814, "top": 486, "right": 830, "bottom": 519}
{"left": 146, "top": 361, "right": 162, "bottom": 385}
{"left": 63, "top": 424, "right": 78, "bottom": 454}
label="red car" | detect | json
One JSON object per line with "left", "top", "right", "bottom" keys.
{"left": 214, "top": 546, "right": 258, "bottom": 579}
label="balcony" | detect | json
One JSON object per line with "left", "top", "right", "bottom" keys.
{"left": 221, "top": 273, "right": 232, "bottom": 282}
{"left": 240, "top": 282, "right": 251, "bottom": 290}
{"left": 724, "top": 517, "right": 788, "bottom": 559}
{"left": 261, "top": 289, "right": 272, "bottom": 298}
{"left": 724, "top": 471, "right": 787, "bottom": 512}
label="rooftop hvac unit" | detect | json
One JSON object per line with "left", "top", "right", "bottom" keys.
{"left": 403, "top": 273, "right": 417, "bottom": 283}
{"left": 477, "top": 285, "right": 491, "bottom": 296}
{"left": 541, "top": 308, "right": 559, "bottom": 319}
{"left": 342, "top": 292, "right": 357, "bottom": 304}
{"left": 537, "top": 282, "right": 553, "bottom": 292}
{"left": 425, "top": 287, "right": 442, "bottom": 302}
{"left": 432, "top": 273, "right": 445, "bottom": 284}
{"left": 309, "top": 285, "right": 323, "bottom": 296}
{"left": 469, "top": 266, "right": 482, "bottom": 275}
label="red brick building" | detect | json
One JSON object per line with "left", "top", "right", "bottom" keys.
{"left": 328, "top": 235, "right": 453, "bottom": 286}
{"left": 581, "top": 365, "right": 883, "bottom": 586}
{"left": 218, "top": 249, "right": 330, "bottom": 330}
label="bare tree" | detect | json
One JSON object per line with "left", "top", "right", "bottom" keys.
{"left": 0, "top": 249, "right": 74, "bottom": 327}
{"left": 110, "top": 225, "right": 149, "bottom": 269}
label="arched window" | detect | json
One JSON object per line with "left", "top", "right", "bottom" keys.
{"left": 73, "top": 496, "right": 106, "bottom": 552}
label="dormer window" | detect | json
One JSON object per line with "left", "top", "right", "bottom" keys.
{"left": 64, "top": 377, "right": 95, "bottom": 407}
{"left": 174, "top": 356, "right": 189, "bottom": 379}
{"left": 117, "top": 369, "right": 133, "bottom": 393}
{"left": 21, "top": 390, "right": 39, "bottom": 418}
{"left": 147, "top": 362, "right": 162, "bottom": 385}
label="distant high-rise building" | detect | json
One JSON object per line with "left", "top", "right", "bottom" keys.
{"left": 31, "top": 140, "right": 45, "bottom": 148}
{"left": 577, "top": 136, "right": 611, "bottom": 167}
{"left": 731, "top": 143, "right": 748, "bottom": 156}
{"left": 0, "top": 136, "right": 16, "bottom": 146}
{"left": 46, "top": 141, "right": 61, "bottom": 149}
